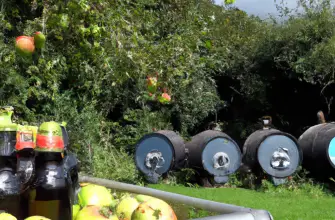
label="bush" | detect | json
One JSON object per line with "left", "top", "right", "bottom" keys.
{"left": 2, "top": 0, "right": 335, "bottom": 185}
{"left": 0, "top": 0, "right": 221, "bottom": 183}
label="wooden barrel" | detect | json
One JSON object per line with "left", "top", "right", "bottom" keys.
{"left": 185, "top": 130, "right": 242, "bottom": 184}
{"left": 242, "top": 128, "right": 302, "bottom": 178}
{"left": 135, "top": 130, "right": 185, "bottom": 183}
{"left": 298, "top": 122, "right": 335, "bottom": 178}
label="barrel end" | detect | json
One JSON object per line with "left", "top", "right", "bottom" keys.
{"left": 134, "top": 130, "right": 186, "bottom": 183}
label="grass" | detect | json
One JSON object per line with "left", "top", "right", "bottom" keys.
{"left": 149, "top": 183, "right": 335, "bottom": 220}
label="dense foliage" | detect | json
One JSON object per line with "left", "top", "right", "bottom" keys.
{"left": 0, "top": 0, "right": 334, "bottom": 183}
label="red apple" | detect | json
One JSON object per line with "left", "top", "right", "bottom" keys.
{"left": 158, "top": 92, "right": 171, "bottom": 104}
{"left": 15, "top": 36, "right": 35, "bottom": 57}
{"left": 161, "top": 93, "right": 171, "bottom": 101}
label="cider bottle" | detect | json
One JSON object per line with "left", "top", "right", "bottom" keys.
{"left": 28, "top": 121, "right": 72, "bottom": 220}
{"left": 0, "top": 106, "right": 21, "bottom": 219}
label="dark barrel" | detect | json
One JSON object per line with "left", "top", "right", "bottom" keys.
{"left": 135, "top": 130, "right": 185, "bottom": 183}
{"left": 185, "top": 130, "right": 242, "bottom": 184}
{"left": 298, "top": 122, "right": 335, "bottom": 178}
{"left": 242, "top": 128, "right": 302, "bottom": 178}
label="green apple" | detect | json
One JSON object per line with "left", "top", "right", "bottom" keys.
{"left": 33, "top": 32, "right": 46, "bottom": 49}
{"left": 25, "top": 216, "right": 50, "bottom": 220}
{"left": 116, "top": 196, "right": 140, "bottom": 220}
{"left": 78, "top": 184, "right": 115, "bottom": 207}
{"left": 73, "top": 204, "right": 80, "bottom": 220}
{"left": 0, "top": 213, "right": 17, "bottom": 220}
{"left": 131, "top": 203, "right": 158, "bottom": 220}
{"left": 134, "top": 194, "right": 154, "bottom": 203}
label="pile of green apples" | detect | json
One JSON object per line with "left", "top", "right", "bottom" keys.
{"left": 74, "top": 183, "right": 177, "bottom": 220}
{"left": 0, "top": 183, "right": 177, "bottom": 220}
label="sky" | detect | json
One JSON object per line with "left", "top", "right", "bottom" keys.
{"left": 214, "top": 0, "right": 299, "bottom": 18}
